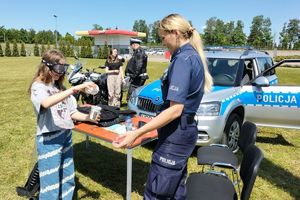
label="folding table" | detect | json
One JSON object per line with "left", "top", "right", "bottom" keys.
{"left": 74, "top": 116, "right": 157, "bottom": 200}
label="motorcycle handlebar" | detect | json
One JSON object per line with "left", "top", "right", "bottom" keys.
{"left": 98, "top": 66, "right": 106, "bottom": 69}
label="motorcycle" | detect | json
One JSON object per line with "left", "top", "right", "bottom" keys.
{"left": 68, "top": 57, "right": 131, "bottom": 106}
{"left": 68, "top": 58, "right": 109, "bottom": 105}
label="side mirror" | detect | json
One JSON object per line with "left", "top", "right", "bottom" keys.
{"left": 73, "top": 63, "right": 82, "bottom": 73}
{"left": 252, "top": 76, "right": 270, "bottom": 87}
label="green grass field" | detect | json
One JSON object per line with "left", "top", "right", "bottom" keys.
{"left": 0, "top": 57, "right": 299, "bottom": 200}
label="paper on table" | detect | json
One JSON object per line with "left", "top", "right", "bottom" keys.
{"left": 104, "top": 124, "right": 127, "bottom": 135}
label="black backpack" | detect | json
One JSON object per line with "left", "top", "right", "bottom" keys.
{"left": 77, "top": 104, "right": 136, "bottom": 127}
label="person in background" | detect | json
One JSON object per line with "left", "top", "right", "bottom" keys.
{"left": 113, "top": 14, "right": 213, "bottom": 199}
{"left": 105, "top": 48, "right": 125, "bottom": 107}
{"left": 125, "top": 38, "right": 148, "bottom": 101}
{"left": 28, "top": 49, "right": 100, "bottom": 199}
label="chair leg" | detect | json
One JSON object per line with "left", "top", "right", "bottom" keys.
{"left": 232, "top": 169, "right": 241, "bottom": 196}
{"left": 232, "top": 170, "right": 239, "bottom": 185}
{"left": 231, "top": 170, "right": 236, "bottom": 184}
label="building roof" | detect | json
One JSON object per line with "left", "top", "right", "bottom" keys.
{"left": 76, "top": 29, "right": 146, "bottom": 37}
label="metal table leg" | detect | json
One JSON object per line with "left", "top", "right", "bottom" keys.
{"left": 85, "top": 135, "right": 89, "bottom": 149}
{"left": 126, "top": 148, "right": 132, "bottom": 200}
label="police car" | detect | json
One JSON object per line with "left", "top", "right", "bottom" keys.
{"left": 128, "top": 47, "right": 300, "bottom": 151}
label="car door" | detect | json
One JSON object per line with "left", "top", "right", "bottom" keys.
{"left": 240, "top": 57, "right": 300, "bottom": 129}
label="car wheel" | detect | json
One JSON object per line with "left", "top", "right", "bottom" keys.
{"left": 222, "top": 113, "right": 242, "bottom": 152}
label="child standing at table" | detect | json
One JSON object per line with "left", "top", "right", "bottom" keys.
{"left": 29, "top": 49, "right": 100, "bottom": 199}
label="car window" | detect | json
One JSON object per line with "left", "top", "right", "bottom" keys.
{"left": 257, "top": 57, "right": 275, "bottom": 76}
{"left": 241, "top": 60, "right": 254, "bottom": 85}
{"left": 208, "top": 58, "right": 239, "bottom": 86}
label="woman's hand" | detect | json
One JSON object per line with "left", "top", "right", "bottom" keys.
{"left": 112, "top": 130, "right": 139, "bottom": 148}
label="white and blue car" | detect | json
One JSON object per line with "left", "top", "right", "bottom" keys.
{"left": 128, "top": 48, "right": 300, "bottom": 151}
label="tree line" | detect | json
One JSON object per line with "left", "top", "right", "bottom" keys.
{"left": 0, "top": 40, "right": 111, "bottom": 59}
{"left": 140, "top": 16, "right": 300, "bottom": 50}
{"left": 0, "top": 15, "right": 299, "bottom": 58}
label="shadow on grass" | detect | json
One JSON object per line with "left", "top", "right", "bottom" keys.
{"left": 259, "top": 158, "right": 300, "bottom": 199}
{"left": 73, "top": 141, "right": 150, "bottom": 199}
{"left": 256, "top": 134, "right": 294, "bottom": 146}
{"left": 73, "top": 176, "right": 101, "bottom": 199}
{"left": 190, "top": 146, "right": 201, "bottom": 158}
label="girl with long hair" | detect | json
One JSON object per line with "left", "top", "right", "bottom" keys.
{"left": 105, "top": 48, "right": 125, "bottom": 107}
{"left": 29, "top": 49, "right": 100, "bottom": 199}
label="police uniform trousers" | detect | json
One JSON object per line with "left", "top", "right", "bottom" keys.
{"left": 107, "top": 72, "right": 122, "bottom": 107}
{"left": 144, "top": 115, "right": 197, "bottom": 200}
{"left": 36, "top": 129, "right": 75, "bottom": 200}
{"left": 126, "top": 77, "right": 146, "bottom": 101}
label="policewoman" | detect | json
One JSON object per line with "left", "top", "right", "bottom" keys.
{"left": 113, "top": 14, "right": 212, "bottom": 199}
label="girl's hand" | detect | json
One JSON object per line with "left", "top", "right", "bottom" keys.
{"left": 112, "top": 131, "right": 138, "bottom": 148}
{"left": 87, "top": 113, "right": 101, "bottom": 124}
{"left": 73, "top": 82, "right": 97, "bottom": 93}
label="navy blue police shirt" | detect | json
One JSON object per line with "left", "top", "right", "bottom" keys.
{"left": 161, "top": 43, "right": 205, "bottom": 114}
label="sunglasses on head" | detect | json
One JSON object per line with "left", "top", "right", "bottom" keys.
{"left": 41, "top": 59, "right": 69, "bottom": 74}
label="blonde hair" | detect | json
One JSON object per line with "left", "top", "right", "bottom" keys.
{"left": 28, "top": 49, "right": 66, "bottom": 94}
{"left": 159, "top": 14, "right": 213, "bottom": 93}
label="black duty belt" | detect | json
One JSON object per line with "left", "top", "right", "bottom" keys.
{"left": 182, "top": 114, "right": 195, "bottom": 124}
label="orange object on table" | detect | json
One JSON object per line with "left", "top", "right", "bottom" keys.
{"left": 74, "top": 116, "right": 158, "bottom": 148}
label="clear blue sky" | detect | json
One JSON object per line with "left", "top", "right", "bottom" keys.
{"left": 1, "top": 0, "right": 299, "bottom": 43}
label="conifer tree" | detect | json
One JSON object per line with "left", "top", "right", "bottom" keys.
{"left": 20, "top": 43, "right": 26, "bottom": 56}
{"left": 70, "top": 46, "right": 75, "bottom": 57}
{"left": 59, "top": 42, "right": 66, "bottom": 56}
{"left": 102, "top": 42, "right": 109, "bottom": 59}
{"left": 65, "top": 44, "right": 70, "bottom": 57}
{"left": 47, "top": 41, "right": 51, "bottom": 50}
{"left": 86, "top": 43, "right": 93, "bottom": 58}
{"left": 34, "top": 43, "right": 40, "bottom": 56}
{"left": 41, "top": 44, "right": 46, "bottom": 55}
{"left": 66, "top": 44, "right": 74, "bottom": 57}
{"left": 97, "top": 47, "right": 103, "bottom": 59}
{"left": 80, "top": 46, "right": 86, "bottom": 58}
{"left": 5, "top": 41, "right": 11, "bottom": 57}
{"left": 12, "top": 40, "right": 19, "bottom": 57}
{"left": 0, "top": 44, "right": 3, "bottom": 57}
